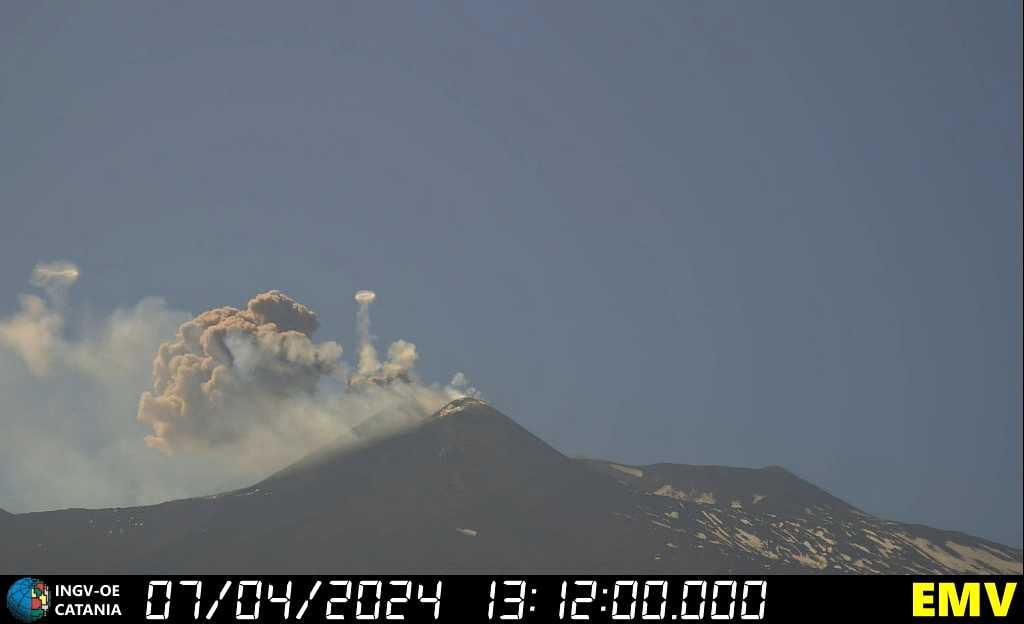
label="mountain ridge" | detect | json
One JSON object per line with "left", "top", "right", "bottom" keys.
{"left": 0, "top": 397, "right": 1019, "bottom": 574}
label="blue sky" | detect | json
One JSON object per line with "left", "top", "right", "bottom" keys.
{"left": 1, "top": 2, "right": 1020, "bottom": 545}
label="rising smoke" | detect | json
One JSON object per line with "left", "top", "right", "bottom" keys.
{"left": 29, "top": 260, "right": 80, "bottom": 307}
{"left": 355, "top": 289, "right": 380, "bottom": 376}
{"left": 349, "top": 290, "right": 419, "bottom": 385}
{"left": 0, "top": 262, "right": 479, "bottom": 512}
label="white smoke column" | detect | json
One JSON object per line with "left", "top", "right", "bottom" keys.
{"left": 354, "top": 289, "right": 379, "bottom": 375}
{"left": 381, "top": 339, "right": 417, "bottom": 378}
{"left": 0, "top": 261, "right": 81, "bottom": 375}
{"left": 0, "top": 294, "right": 64, "bottom": 376}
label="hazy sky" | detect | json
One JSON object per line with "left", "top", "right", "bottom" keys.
{"left": 1, "top": 2, "right": 1020, "bottom": 546}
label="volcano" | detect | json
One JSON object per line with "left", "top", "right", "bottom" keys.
{"left": 0, "top": 398, "right": 1020, "bottom": 573}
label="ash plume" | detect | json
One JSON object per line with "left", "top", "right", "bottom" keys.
{"left": 134, "top": 288, "right": 477, "bottom": 458}
{"left": 0, "top": 262, "right": 480, "bottom": 513}
{"left": 137, "top": 290, "right": 343, "bottom": 453}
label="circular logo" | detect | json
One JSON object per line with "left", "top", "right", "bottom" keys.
{"left": 6, "top": 577, "right": 50, "bottom": 623}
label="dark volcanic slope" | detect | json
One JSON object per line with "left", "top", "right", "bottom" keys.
{"left": 1, "top": 398, "right": 1020, "bottom": 573}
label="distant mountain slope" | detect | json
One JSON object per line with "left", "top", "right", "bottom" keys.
{"left": 581, "top": 459, "right": 1021, "bottom": 574}
{"left": 0, "top": 398, "right": 1020, "bottom": 573}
